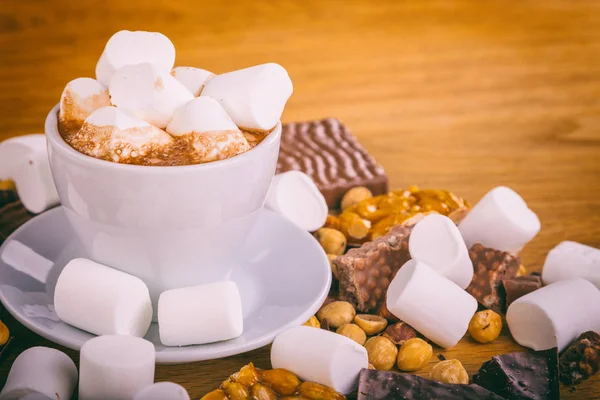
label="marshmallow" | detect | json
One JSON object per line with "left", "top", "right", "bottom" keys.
{"left": 58, "top": 77, "right": 111, "bottom": 131}
{"left": 271, "top": 326, "right": 368, "bottom": 394}
{"left": 171, "top": 67, "right": 214, "bottom": 96}
{"left": 79, "top": 335, "right": 155, "bottom": 400}
{"left": 95, "top": 30, "right": 176, "bottom": 87}
{"left": 0, "top": 346, "right": 78, "bottom": 400}
{"left": 458, "top": 186, "right": 541, "bottom": 253}
{"left": 54, "top": 257, "right": 152, "bottom": 337}
{"left": 507, "top": 278, "right": 600, "bottom": 352}
{"left": 542, "top": 241, "right": 600, "bottom": 288}
{"left": 265, "top": 171, "right": 328, "bottom": 231}
{"left": 0, "top": 134, "right": 59, "bottom": 213}
{"left": 166, "top": 97, "right": 250, "bottom": 162}
{"left": 0, "top": 240, "right": 53, "bottom": 283}
{"left": 158, "top": 281, "right": 243, "bottom": 346}
{"left": 201, "top": 63, "right": 293, "bottom": 131}
{"left": 109, "top": 63, "right": 194, "bottom": 128}
{"left": 386, "top": 260, "right": 478, "bottom": 348}
{"left": 134, "top": 382, "right": 190, "bottom": 400}
{"left": 409, "top": 214, "right": 473, "bottom": 289}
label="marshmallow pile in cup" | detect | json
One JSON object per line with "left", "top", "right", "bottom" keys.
{"left": 57, "top": 30, "right": 293, "bottom": 166}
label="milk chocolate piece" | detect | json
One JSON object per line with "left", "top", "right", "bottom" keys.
{"left": 466, "top": 243, "right": 520, "bottom": 313}
{"left": 472, "top": 348, "right": 559, "bottom": 400}
{"left": 559, "top": 331, "right": 600, "bottom": 385}
{"left": 334, "top": 225, "right": 411, "bottom": 313}
{"left": 277, "top": 118, "right": 388, "bottom": 208}
{"left": 357, "top": 369, "right": 505, "bottom": 400}
{"left": 502, "top": 275, "right": 542, "bottom": 310}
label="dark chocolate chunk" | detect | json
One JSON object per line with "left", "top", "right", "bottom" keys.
{"left": 502, "top": 275, "right": 542, "bottom": 311}
{"left": 472, "top": 348, "right": 559, "bottom": 400}
{"left": 0, "top": 190, "right": 34, "bottom": 246}
{"left": 357, "top": 369, "right": 505, "bottom": 400}
{"left": 559, "top": 331, "right": 600, "bottom": 385}
{"left": 277, "top": 118, "right": 388, "bottom": 208}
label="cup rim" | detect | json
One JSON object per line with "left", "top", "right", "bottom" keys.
{"left": 45, "top": 103, "right": 282, "bottom": 172}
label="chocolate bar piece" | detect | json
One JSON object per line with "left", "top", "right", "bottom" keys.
{"left": 466, "top": 243, "right": 520, "bottom": 313}
{"left": 559, "top": 331, "right": 600, "bottom": 385}
{"left": 0, "top": 190, "right": 33, "bottom": 246}
{"left": 334, "top": 225, "right": 411, "bottom": 313}
{"left": 277, "top": 118, "right": 388, "bottom": 208}
{"left": 502, "top": 275, "right": 542, "bottom": 310}
{"left": 357, "top": 369, "right": 505, "bottom": 400}
{"left": 472, "top": 348, "right": 559, "bottom": 400}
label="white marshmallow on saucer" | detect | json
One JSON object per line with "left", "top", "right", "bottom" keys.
{"left": 265, "top": 171, "right": 328, "bottom": 232}
{"left": 0, "top": 346, "right": 78, "bottom": 400}
{"left": 58, "top": 77, "right": 111, "bottom": 130}
{"left": 409, "top": 214, "right": 473, "bottom": 289}
{"left": 271, "top": 326, "right": 368, "bottom": 394}
{"left": 134, "top": 382, "right": 190, "bottom": 400}
{"left": 79, "top": 335, "right": 155, "bottom": 400}
{"left": 171, "top": 67, "right": 214, "bottom": 96}
{"left": 507, "top": 278, "right": 600, "bottom": 352}
{"left": 542, "top": 241, "right": 600, "bottom": 288}
{"left": 201, "top": 63, "right": 293, "bottom": 132}
{"left": 386, "top": 260, "right": 478, "bottom": 348}
{"left": 96, "top": 30, "right": 176, "bottom": 87}
{"left": 458, "top": 186, "right": 541, "bottom": 253}
{"left": 54, "top": 257, "right": 152, "bottom": 337}
{"left": 109, "top": 63, "right": 194, "bottom": 128}
{"left": 0, "top": 134, "right": 59, "bottom": 213}
{"left": 158, "top": 281, "right": 243, "bottom": 346}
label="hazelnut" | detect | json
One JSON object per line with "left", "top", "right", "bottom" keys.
{"left": 327, "top": 254, "right": 339, "bottom": 280}
{"left": 364, "top": 336, "right": 398, "bottom": 371}
{"left": 336, "top": 323, "right": 367, "bottom": 345}
{"left": 303, "top": 315, "right": 320, "bottom": 329}
{"left": 430, "top": 359, "right": 469, "bottom": 384}
{"left": 317, "top": 301, "right": 356, "bottom": 329}
{"left": 314, "top": 228, "right": 347, "bottom": 255}
{"left": 517, "top": 264, "right": 527, "bottom": 277}
{"left": 354, "top": 314, "right": 388, "bottom": 336}
{"left": 259, "top": 369, "right": 301, "bottom": 396}
{"left": 382, "top": 322, "right": 417, "bottom": 345}
{"left": 468, "top": 310, "right": 502, "bottom": 343}
{"left": 396, "top": 338, "right": 432, "bottom": 372}
{"left": 341, "top": 186, "right": 373, "bottom": 211}
{"left": 0, "top": 320, "right": 9, "bottom": 346}
{"left": 251, "top": 383, "right": 277, "bottom": 400}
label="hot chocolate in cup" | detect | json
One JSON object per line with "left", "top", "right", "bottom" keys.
{"left": 45, "top": 104, "right": 282, "bottom": 319}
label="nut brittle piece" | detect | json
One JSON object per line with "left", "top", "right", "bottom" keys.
{"left": 559, "top": 331, "right": 600, "bottom": 385}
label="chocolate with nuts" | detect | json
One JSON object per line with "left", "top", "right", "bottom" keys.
{"left": 466, "top": 243, "right": 520, "bottom": 313}
{"left": 502, "top": 275, "right": 543, "bottom": 310}
{"left": 559, "top": 331, "right": 600, "bottom": 385}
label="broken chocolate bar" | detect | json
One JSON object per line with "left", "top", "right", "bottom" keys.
{"left": 334, "top": 225, "right": 411, "bottom": 313}
{"left": 472, "top": 348, "right": 559, "bottom": 400}
{"left": 357, "top": 369, "right": 504, "bottom": 400}
{"left": 466, "top": 243, "right": 520, "bottom": 313}
{"left": 559, "top": 331, "right": 600, "bottom": 385}
{"left": 0, "top": 189, "right": 33, "bottom": 246}
{"left": 277, "top": 118, "right": 388, "bottom": 208}
{"left": 502, "top": 275, "right": 542, "bottom": 311}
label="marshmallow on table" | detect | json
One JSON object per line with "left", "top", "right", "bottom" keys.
{"left": 96, "top": 30, "right": 176, "bottom": 87}
{"left": 54, "top": 257, "right": 152, "bottom": 337}
{"left": 386, "top": 260, "right": 478, "bottom": 349}
{"left": 271, "top": 325, "right": 368, "bottom": 395}
{"left": 201, "top": 63, "right": 293, "bottom": 132}
{"left": 79, "top": 335, "right": 155, "bottom": 400}
{"left": 542, "top": 241, "right": 600, "bottom": 288}
{"left": 0, "top": 134, "right": 59, "bottom": 213}
{"left": 507, "top": 278, "right": 600, "bottom": 352}
{"left": 134, "top": 382, "right": 190, "bottom": 400}
{"left": 171, "top": 66, "right": 214, "bottom": 96}
{"left": 158, "top": 281, "right": 243, "bottom": 346}
{"left": 166, "top": 97, "right": 250, "bottom": 163}
{"left": 0, "top": 346, "right": 78, "bottom": 400}
{"left": 265, "top": 171, "right": 328, "bottom": 232}
{"left": 408, "top": 214, "right": 473, "bottom": 289}
{"left": 458, "top": 186, "right": 541, "bottom": 253}
{"left": 109, "top": 63, "right": 194, "bottom": 128}
{"left": 58, "top": 77, "right": 111, "bottom": 131}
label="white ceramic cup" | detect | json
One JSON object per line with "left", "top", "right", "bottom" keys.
{"left": 45, "top": 104, "right": 281, "bottom": 318}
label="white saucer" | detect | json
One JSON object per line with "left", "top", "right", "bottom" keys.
{"left": 0, "top": 207, "right": 331, "bottom": 364}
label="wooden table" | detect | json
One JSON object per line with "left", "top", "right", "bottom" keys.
{"left": 1, "top": 0, "right": 599, "bottom": 398}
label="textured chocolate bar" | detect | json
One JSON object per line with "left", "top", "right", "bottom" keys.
{"left": 502, "top": 275, "right": 542, "bottom": 311}
{"left": 0, "top": 190, "right": 33, "bottom": 246}
{"left": 357, "top": 369, "right": 505, "bottom": 400}
{"left": 559, "top": 331, "right": 600, "bottom": 385}
{"left": 473, "top": 348, "right": 559, "bottom": 400}
{"left": 334, "top": 225, "right": 411, "bottom": 313}
{"left": 277, "top": 118, "right": 388, "bottom": 208}
{"left": 466, "top": 243, "right": 520, "bottom": 313}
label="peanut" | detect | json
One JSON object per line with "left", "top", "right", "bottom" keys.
{"left": 259, "top": 369, "right": 301, "bottom": 396}
{"left": 222, "top": 381, "right": 250, "bottom": 400}
{"left": 317, "top": 301, "right": 356, "bottom": 329}
{"left": 468, "top": 310, "right": 502, "bottom": 344}
{"left": 353, "top": 314, "right": 388, "bottom": 336}
{"left": 314, "top": 228, "right": 346, "bottom": 255}
{"left": 336, "top": 323, "right": 367, "bottom": 345}
{"left": 251, "top": 383, "right": 278, "bottom": 400}
{"left": 0, "top": 320, "right": 9, "bottom": 346}
{"left": 327, "top": 254, "right": 339, "bottom": 280}
{"left": 364, "top": 336, "right": 398, "bottom": 371}
{"left": 201, "top": 389, "right": 228, "bottom": 400}
{"left": 299, "top": 382, "right": 345, "bottom": 400}
{"left": 303, "top": 315, "right": 320, "bottom": 329}
{"left": 233, "top": 362, "right": 259, "bottom": 387}
{"left": 396, "top": 338, "right": 432, "bottom": 372}
{"left": 430, "top": 359, "right": 469, "bottom": 384}
{"left": 341, "top": 186, "right": 373, "bottom": 211}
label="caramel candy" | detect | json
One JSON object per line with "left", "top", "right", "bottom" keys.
{"left": 559, "top": 331, "right": 600, "bottom": 385}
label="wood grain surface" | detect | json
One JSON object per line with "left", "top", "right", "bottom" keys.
{"left": 1, "top": 0, "right": 599, "bottom": 398}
